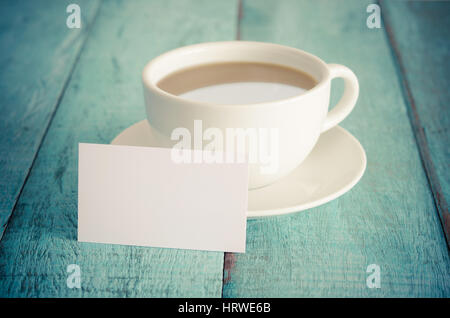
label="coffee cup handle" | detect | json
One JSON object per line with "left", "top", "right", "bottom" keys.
{"left": 321, "top": 64, "right": 359, "bottom": 132}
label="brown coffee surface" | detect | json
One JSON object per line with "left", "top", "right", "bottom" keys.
{"left": 157, "top": 62, "right": 317, "bottom": 95}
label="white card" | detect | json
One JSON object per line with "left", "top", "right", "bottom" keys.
{"left": 78, "top": 143, "right": 248, "bottom": 253}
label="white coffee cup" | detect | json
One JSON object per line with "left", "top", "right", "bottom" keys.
{"left": 142, "top": 41, "right": 359, "bottom": 189}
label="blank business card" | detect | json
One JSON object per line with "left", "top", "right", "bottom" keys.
{"left": 78, "top": 143, "right": 248, "bottom": 253}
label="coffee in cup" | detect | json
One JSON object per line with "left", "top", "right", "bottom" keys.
{"left": 157, "top": 61, "right": 317, "bottom": 104}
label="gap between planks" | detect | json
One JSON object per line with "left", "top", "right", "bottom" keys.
{"left": 0, "top": 2, "right": 103, "bottom": 242}
{"left": 222, "top": 0, "right": 244, "bottom": 297}
{"left": 379, "top": 0, "right": 450, "bottom": 248}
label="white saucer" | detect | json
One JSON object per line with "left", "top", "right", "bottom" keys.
{"left": 111, "top": 120, "right": 366, "bottom": 218}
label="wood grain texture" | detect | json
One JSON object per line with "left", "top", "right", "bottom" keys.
{"left": 380, "top": 0, "right": 450, "bottom": 245}
{"left": 0, "top": 0, "right": 238, "bottom": 297}
{"left": 222, "top": 0, "right": 450, "bottom": 297}
{"left": 0, "top": 0, "right": 101, "bottom": 239}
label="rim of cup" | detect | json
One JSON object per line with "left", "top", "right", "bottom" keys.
{"left": 142, "top": 41, "right": 331, "bottom": 108}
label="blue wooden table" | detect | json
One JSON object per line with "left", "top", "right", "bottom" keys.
{"left": 0, "top": 0, "right": 449, "bottom": 297}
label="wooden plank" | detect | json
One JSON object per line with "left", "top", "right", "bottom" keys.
{"left": 223, "top": 0, "right": 450, "bottom": 297}
{"left": 380, "top": 0, "right": 450, "bottom": 245}
{"left": 0, "top": 0, "right": 101, "bottom": 239}
{"left": 0, "top": 0, "right": 238, "bottom": 297}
